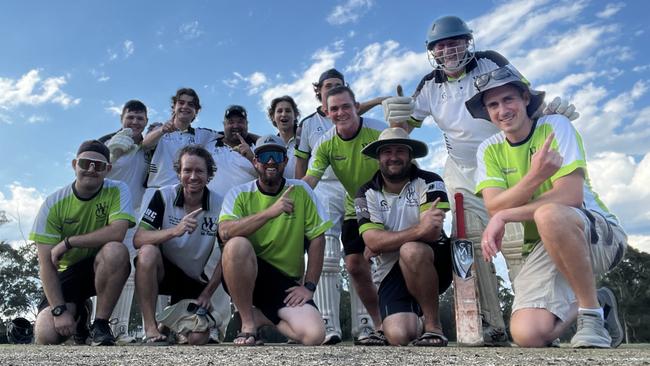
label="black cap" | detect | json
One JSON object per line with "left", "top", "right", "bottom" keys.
{"left": 318, "top": 68, "right": 344, "bottom": 85}
{"left": 224, "top": 105, "right": 247, "bottom": 119}
{"left": 77, "top": 140, "right": 111, "bottom": 162}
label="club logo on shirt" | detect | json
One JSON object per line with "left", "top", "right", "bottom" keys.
{"left": 405, "top": 186, "right": 419, "bottom": 206}
{"left": 143, "top": 209, "right": 157, "bottom": 222}
{"left": 201, "top": 216, "right": 218, "bottom": 236}
{"left": 379, "top": 199, "right": 390, "bottom": 211}
{"left": 427, "top": 181, "right": 446, "bottom": 193}
{"left": 95, "top": 203, "right": 108, "bottom": 220}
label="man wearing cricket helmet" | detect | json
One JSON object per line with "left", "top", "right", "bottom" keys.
{"left": 381, "top": 15, "right": 579, "bottom": 346}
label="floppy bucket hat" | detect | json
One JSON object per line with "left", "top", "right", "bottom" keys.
{"left": 465, "top": 64, "right": 545, "bottom": 121}
{"left": 361, "top": 127, "right": 428, "bottom": 159}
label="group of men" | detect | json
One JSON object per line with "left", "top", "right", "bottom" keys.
{"left": 28, "top": 15, "right": 626, "bottom": 349}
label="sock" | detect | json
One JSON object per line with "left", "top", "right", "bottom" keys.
{"left": 93, "top": 318, "right": 110, "bottom": 327}
{"left": 578, "top": 307, "right": 604, "bottom": 319}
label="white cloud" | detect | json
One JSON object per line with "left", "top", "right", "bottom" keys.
{"left": 628, "top": 235, "right": 650, "bottom": 254}
{"left": 0, "top": 183, "right": 45, "bottom": 243}
{"left": 103, "top": 100, "right": 123, "bottom": 116}
{"left": 587, "top": 152, "right": 650, "bottom": 234}
{"left": 633, "top": 64, "right": 650, "bottom": 73}
{"left": 259, "top": 43, "right": 345, "bottom": 115}
{"left": 123, "top": 40, "right": 134, "bottom": 58}
{"left": 345, "top": 40, "right": 430, "bottom": 100}
{"left": 327, "top": 0, "right": 373, "bottom": 25}
{"left": 27, "top": 115, "right": 46, "bottom": 124}
{"left": 596, "top": 2, "right": 625, "bottom": 19}
{"left": 222, "top": 71, "right": 269, "bottom": 95}
{"left": 0, "top": 69, "right": 80, "bottom": 110}
{"left": 179, "top": 21, "right": 203, "bottom": 40}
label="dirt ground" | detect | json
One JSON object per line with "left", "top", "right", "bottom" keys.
{"left": 1, "top": 343, "right": 649, "bottom": 366}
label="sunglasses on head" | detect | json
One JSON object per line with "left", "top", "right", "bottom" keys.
{"left": 77, "top": 158, "right": 109, "bottom": 172}
{"left": 256, "top": 151, "right": 285, "bottom": 164}
{"left": 474, "top": 66, "right": 523, "bottom": 90}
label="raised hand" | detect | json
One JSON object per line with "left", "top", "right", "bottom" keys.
{"left": 419, "top": 198, "right": 444, "bottom": 240}
{"left": 268, "top": 185, "right": 294, "bottom": 217}
{"left": 382, "top": 84, "right": 414, "bottom": 128}
{"left": 530, "top": 132, "right": 563, "bottom": 183}
{"left": 174, "top": 208, "right": 203, "bottom": 236}
{"left": 234, "top": 133, "right": 253, "bottom": 160}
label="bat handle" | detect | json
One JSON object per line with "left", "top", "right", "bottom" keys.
{"left": 454, "top": 192, "right": 466, "bottom": 238}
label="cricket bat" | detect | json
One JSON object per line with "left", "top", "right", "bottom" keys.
{"left": 452, "top": 192, "right": 483, "bottom": 346}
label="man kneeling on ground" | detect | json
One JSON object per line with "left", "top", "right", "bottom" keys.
{"left": 219, "top": 135, "right": 331, "bottom": 346}
{"left": 356, "top": 128, "right": 452, "bottom": 346}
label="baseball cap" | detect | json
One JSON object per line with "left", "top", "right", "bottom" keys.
{"left": 253, "top": 135, "right": 287, "bottom": 155}
{"left": 318, "top": 68, "right": 345, "bottom": 85}
{"left": 224, "top": 105, "right": 247, "bottom": 119}
{"left": 77, "top": 140, "right": 111, "bottom": 162}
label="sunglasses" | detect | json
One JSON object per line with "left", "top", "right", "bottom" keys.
{"left": 77, "top": 158, "right": 109, "bottom": 172}
{"left": 474, "top": 66, "right": 523, "bottom": 90}
{"left": 256, "top": 151, "right": 285, "bottom": 164}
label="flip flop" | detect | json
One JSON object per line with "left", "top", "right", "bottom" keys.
{"left": 410, "top": 331, "right": 448, "bottom": 347}
{"left": 233, "top": 331, "right": 264, "bottom": 346}
{"left": 141, "top": 334, "right": 169, "bottom": 346}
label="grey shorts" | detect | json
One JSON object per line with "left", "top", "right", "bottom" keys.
{"left": 512, "top": 208, "right": 627, "bottom": 322}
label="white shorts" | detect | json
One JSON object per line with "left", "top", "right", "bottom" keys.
{"left": 512, "top": 208, "right": 627, "bottom": 322}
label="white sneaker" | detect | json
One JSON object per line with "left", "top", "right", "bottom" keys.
{"left": 570, "top": 310, "right": 611, "bottom": 348}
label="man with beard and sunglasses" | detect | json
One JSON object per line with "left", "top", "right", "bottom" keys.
{"left": 30, "top": 140, "right": 135, "bottom": 346}
{"left": 219, "top": 135, "right": 331, "bottom": 346}
{"left": 355, "top": 128, "right": 452, "bottom": 346}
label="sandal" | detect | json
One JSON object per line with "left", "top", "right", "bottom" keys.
{"left": 410, "top": 331, "right": 448, "bottom": 347}
{"left": 234, "top": 331, "right": 264, "bottom": 346}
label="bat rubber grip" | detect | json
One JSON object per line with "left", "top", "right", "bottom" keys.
{"left": 455, "top": 193, "right": 466, "bottom": 239}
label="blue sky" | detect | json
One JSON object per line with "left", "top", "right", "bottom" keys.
{"left": 1, "top": 0, "right": 649, "bottom": 253}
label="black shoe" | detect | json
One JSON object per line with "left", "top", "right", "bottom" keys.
{"left": 73, "top": 300, "right": 92, "bottom": 345}
{"left": 90, "top": 320, "right": 116, "bottom": 346}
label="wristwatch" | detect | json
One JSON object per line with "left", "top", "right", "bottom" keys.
{"left": 304, "top": 281, "right": 317, "bottom": 292}
{"left": 51, "top": 304, "right": 67, "bottom": 317}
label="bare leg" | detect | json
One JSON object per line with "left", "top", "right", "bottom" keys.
{"left": 135, "top": 245, "right": 164, "bottom": 339}
{"left": 222, "top": 237, "right": 258, "bottom": 344}
{"left": 382, "top": 313, "right": 420, "bottom": 346}
{"left": 398, "top": 241, "right": 442, "bottom": 334}
{"left": 344, "top": 253, "right": 382, "bottom": 328}
{"left": 534, "top": 204, "right": 598, "bottom": 308}
{"left": 34, "top": 303, "right": 78, "bottom": 345}
{"left": 510, "top": 308, "right": 576, "bottom": 347}
{"left": 277, "top": 305, "right": 326, "bottom": 345}
{"left": 94, "top": 241, "right": 130, "bottom": 320}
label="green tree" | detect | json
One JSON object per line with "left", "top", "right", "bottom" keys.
{"left": 599, "top": 246, "right": 650, "bottom": 343}
{"left": 0, "top": 241, "right": 41, "bottom": 320}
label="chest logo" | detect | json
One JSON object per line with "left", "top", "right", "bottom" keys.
{"left": 201, "top": 216, "right": 218, "bottom": 236}
{"left": 95, "top": 203, "right": 108, "bottom": 220}
{"left": 405, "top": 186, "right": 419, "bottom": 205}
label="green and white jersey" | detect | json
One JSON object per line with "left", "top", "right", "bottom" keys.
{"left": 356, "top": 167, "right": 450, "bottom": 283}
{"left": 219, "top": 179, "right": 332, "bottom": 279}
{"left": 306, "top": 117, "right": 386, "bottom": 199}
{"left": 29, "top": 179, "right": 135, "bottom": 271}
{"left": 475, "top": 114, "right": 618, "bottom": 255}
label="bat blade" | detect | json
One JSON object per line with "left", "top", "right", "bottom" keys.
{"left": 452, "top": 193, "right": 483, "bottom": 346}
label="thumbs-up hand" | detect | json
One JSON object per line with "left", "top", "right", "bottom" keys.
{"left": 382, "top": 84, "right": 414, "bottom": 128}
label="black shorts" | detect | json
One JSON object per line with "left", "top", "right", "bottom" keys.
{"left": 341, "top": 219, "right": 365, "bottom": 255}
{"left": 378, "top": 239, "right": 452, "bottom": 320}
{"left": 222, "top": 257, "right": 317, "bottom": 325}
{"left": 38, "top": 256, "right": 98, "bottom": 312}
{"left": 134, "top": 251, "right": 206, "bottom": 306}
